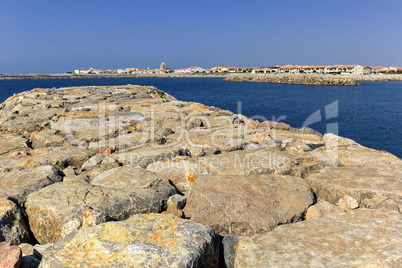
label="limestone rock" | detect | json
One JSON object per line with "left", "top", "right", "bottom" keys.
{"left": 307, "top": 165, "right": 402, "bottom": 213}
{"left": 81, "top": 154, "right": 105, "bottom": 170}
{"left": 0, "top": 165, "right": 62, "bottom": 204}
{"left": 39, "top": 214, "right": 220, "bottom": 268}
{"left": 0, "top": 199, "right": 31, "bottom": 244}
{"left": 305, "top": 200, "right": 345, "bottom": 220}
{"left": 0, "top": 134, "right": 29, "bottom": 156}
{"left": 0, "top": 147, "right": 93, "bottom": 170}
{"left": 147, "top": 157, "right": 211, "bottom": 193}
{"left": 184, "top": 174, "right": 314, "bottom": 236}
{"left": 197, "top": 150, "right": 296, "bottom": 176}
{"left": 113, "top": 145, "right": 187, "bottom": 168}
{"left": 234, "top": 209, "right": 402, "bottom": 267}
{"left": 336, "top": 195, "right": 359, "bottom": 212}
{"left": 30, "top": 129, "right": 67, "bottom": 149}
{"left": 26, "top": 168, "right": 177, "bottom": 244}
{"left": 0, "top": 241, "right": 22, "bottom": 268}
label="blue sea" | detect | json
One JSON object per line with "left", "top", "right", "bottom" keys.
{"left": 0, "top": 77, "right": 401, "bottom": 158}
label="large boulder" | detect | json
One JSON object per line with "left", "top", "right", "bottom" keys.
{"left": 197, "top": 150, "right": 296, "bottom": 175}
{"left": 26, "top": 167, "right": 177, "bottom": 244}
{"left": 0, "top": 147, "right": 93, "bottom": 170}
{"left": 0, "top": 165, "right": 62, "bottom": 204}
{"left": 147, "top": 157, "right": 212, "bottom": 193}
{"left": 0, "top": 134, "right": 29, "bottom": 156}
{"left": 183, "top": 174, "right": 314, "bottom": 236}
{"left": 306, "top": 165, "right": 402, "bottom": 213}
{"left": 234, "top": 209, "right": 402, "bottom": 267}
{"left": 0, "top": 199, "right": 31, "bottom": 245}
{"left": 39, "top": 214, "right": 220, "bottom": 268}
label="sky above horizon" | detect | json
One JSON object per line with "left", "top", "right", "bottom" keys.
{"left": 1, "top": 0, "right": 402, "bottom": 73}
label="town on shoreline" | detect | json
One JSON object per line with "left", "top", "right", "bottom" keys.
{"left": 1, "top": 62, "right": 402, "bottom": 86}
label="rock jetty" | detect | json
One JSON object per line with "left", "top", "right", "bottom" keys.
{"left": 0, "top": 85, "right": 401, "bottom": 267}
{"left": 225, "top": 73, "right": 402, "bottom": 86}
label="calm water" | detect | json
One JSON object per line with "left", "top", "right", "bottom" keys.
{"left": 0, "top": 77, "right": 401, "bottom": 158}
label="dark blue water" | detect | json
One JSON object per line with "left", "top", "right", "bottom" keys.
{"left": 0, "top": 77, "right": 401, "bottom": 158}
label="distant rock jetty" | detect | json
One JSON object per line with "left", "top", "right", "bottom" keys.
{"left": 0, "top": 85, "right": 401, "bottom": 267}
{"left": 225, "top": 73, "right": 402, "bottom": 86}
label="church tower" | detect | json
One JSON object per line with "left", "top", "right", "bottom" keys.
{"left": 160, "top": 62, "right": 167, "bottom": 71}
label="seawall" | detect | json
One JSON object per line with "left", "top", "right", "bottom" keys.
{"left": 225, "top": 73, "right": 402, "bottom": 86}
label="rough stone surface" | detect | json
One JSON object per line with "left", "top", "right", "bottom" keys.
{"left": 0, "top": 199, "right": 31, "bottom": 244}
{"left": 307, "top": 165, "right": 402, "bottom": 213}
{"left": 234, "top": 209, "right": 402, "bottom": 267}
{"left": 0, "top": 165, "right": 62, "bottom": 204}
{"left": 26, "top": 168, "right": 177, "bottom": 244}
{"left": 184, "top": 174, "right": 314, "bottom": 236}
{"left": 0, "top": 85, "right": 401, "bottom": 267}
{"left": 305, "top": 200, "right": 345, "bottom": 220}
{"left": 39, "top": 214, "right": 220, "bottom": 268}
{"left": 0, "top": 241, "right": 22, "bottom": 268}
{"left": 147, "top": 157, "right": 212, "bottom": 193}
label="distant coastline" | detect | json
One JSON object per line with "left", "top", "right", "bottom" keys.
{"left": 0, "top": 73, "right": 226, "bottom": 80}
{"left": 1, "top": 72, "right": 402, "bottom": 86}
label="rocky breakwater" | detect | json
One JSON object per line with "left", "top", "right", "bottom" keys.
{"left": 225, "top": 73, "right": 359, "bottom": 85}
{"left": 0, "top": 84, "right": 401, "bottom": 267}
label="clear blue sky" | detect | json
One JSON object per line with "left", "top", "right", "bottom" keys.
{"left": 1, "top": 0, "right": 401, "bottom": 73}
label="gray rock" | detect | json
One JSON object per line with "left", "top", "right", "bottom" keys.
{"left": 0, "top": 199, "right": 31, "bottom": 244}
{"left": 81, "top": 154, "right": 105, "bottom": 170}
{"left": 222, "top": 236, "right": 237, "bottom": 268}
{"left": 167, "top": 194, "right": 187, "bottom": 210}
{"left": 26, "top": 167, "right": 177, "bottom": 244}
{"left": 0, "top": 165, "right": 62, "bottom": 204}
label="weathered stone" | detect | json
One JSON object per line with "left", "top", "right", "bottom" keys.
{"left": 81, "top": 153, "right": 104, "bottom": 170}
{"left": 222, "top": 236, "right": 237, "bottom": 268}
{"left": 26, "top": 167, "right": 177, "bottom": 244}
{"left": 184, "top": 174, "right": 314, "bottom": 236}
{"left": 0, "top": 134, "right": 29, "bottom": 156}
{"left": 234, "top": 209, "right": 402, "bottom": 267}
{"left": 197, "top": 150, "right": 296, "bottom": 176}
{"left": 0, "top": 165, "right": 62, "bottom": 204}
{"left": 39, "top": 214, "right": 220, "bottom": 268}
{"left": 305, "top": 200, "right": 345, "bottom": 220}
{"left": 30, "top": 129, "right": 67, "bottom": 149}
{"left": 167, "top": 194, "right": 187, "bottom": 210}
{"left": 336, "top": 195, "right": 359, "bottom": 212}
{"left": 147, "top": 157, "right": 212, "bottom": 193}
{"left": 112, "top": 145, "right": 187, "bottom": 168}
{"left": 0, "top": 147, "right": 93, "bottom": 170}
{"left": 307, "top": 165, "right": 402, "bottom": 213}
{"left": 284, "top": 139, "right": 312, "bottom": 152}
{"left": 0, "top": 241, "right": 22, "bottom": 268}
{"left": 0, "top": 199, "right": 31, "bottom": 244}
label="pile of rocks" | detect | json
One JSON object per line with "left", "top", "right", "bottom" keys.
{"left": 225, "top": 73, "right": 402, "bottom": 86}
{"left": 0, "top": 85, "right": 401, "bottom": 267}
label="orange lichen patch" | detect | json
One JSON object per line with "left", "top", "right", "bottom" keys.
{"left": 135, "top": 124, "right": 143, "bottom": 131}
{"left": 341, "top": 160, "right": 358, "bottom": 165}
{"left": 58, "top": 111, "right": 100, "bottom": 117}
{"left": 186, "top": 169, "right": 197, "bottom": 183}
{"left": 0, "top": 200, "right": 13, "bottom": 214}
{"left": 125, "top": 126, "right": 136, "bottom": 132}
{"left": 102, "top": 149, "right": 112, "bottom": 157}
{"left": 30, "top": 131, "right": 39, "bottom": 138}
